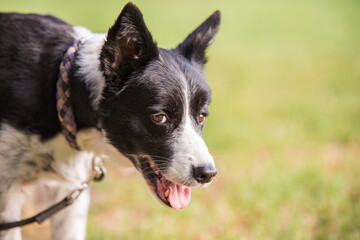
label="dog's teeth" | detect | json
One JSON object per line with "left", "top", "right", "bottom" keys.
{"left": 149, "top": 161, "right": 155, "bottom": 168}
{"left": 165, "top": 190, "right": 169, "bottom": 198}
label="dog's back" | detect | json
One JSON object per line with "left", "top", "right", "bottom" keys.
{"left": 0, "top": 13, "right": 75, "bottom": 138}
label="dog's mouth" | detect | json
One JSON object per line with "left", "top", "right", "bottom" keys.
{"left": 140, "top": 157, "right": 191, "bottom": 209}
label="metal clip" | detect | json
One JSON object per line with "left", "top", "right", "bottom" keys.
{"left": 93, "top": 165, "right": 106, "bottom": 182}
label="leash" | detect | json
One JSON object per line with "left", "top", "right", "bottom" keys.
{"left": 0, "top": 157, "right": 106, "bottom": 231}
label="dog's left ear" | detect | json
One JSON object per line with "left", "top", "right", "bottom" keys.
{"left": 100, "top": 2, "right": 158, "bottom": 81}
{"left": 176, "top": 10, "right": 221, "bottom": 66}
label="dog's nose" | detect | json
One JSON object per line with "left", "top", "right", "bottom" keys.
{"left": 193, "top": 165, "right": 217, "bottom": 184}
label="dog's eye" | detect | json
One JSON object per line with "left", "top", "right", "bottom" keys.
{"left": 198, "top": 114, "right": 206, "bottom": 124}
{"left": 152, "top": 114, "right": 167, "bottom": 124}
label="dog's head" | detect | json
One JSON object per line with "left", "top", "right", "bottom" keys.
{"left": 99, "top": 2, "right": 220, "bottom": 209}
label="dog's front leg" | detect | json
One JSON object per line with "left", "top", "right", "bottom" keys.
{"left": 49, "top": 185, "right": 90, "bottom": 240}
{"left": 0, "top": 188, "right": 25, "bottom": 240}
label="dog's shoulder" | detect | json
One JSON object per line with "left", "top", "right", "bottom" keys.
{"left": 0, "top": 13, "right": 79, "bottom": 139}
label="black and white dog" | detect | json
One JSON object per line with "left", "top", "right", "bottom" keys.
{"left": 0, "top": 2, "right": 220, "bottom": 239}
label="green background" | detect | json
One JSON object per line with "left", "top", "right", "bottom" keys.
{"left": 1, "top": 0, "right": 360, "bottom": 239}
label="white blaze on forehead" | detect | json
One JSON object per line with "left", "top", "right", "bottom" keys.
{"left": 167, "top": 112, "right": 215, "bottom": 186}
{"left": 162, "top": 61, "right": 215, "bottom": 186}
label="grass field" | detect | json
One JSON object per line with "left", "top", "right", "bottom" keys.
{"left": 1, "top": 0, "right": 360, "bottom": 239}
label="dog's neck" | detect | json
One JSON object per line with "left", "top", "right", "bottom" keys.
{"left": 73, "top": 33, "right": 107, "bottom": 110}
{"left": 67, "top": 32, "right": 107, "bottom": 133}
{"left": 52, "top": 30, "right": 130, "bottom": 162}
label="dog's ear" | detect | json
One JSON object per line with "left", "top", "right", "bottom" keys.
{"left": 100, "top": 2, "right": 158, "bottom": 81}
{"left": 176, "top": 11, "right": 221, "bottom": 66}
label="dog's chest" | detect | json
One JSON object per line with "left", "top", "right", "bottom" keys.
{"left": 0, "top": 123, "right": 93, "bottom": 187}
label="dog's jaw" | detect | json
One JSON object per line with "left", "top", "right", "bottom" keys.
{"left": 137, "top": 156, "right": 192, "bottom": 209}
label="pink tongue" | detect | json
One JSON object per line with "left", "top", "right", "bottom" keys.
{"left": 156, "top": 177, "right": 191, "bottom": 209}
{"left": 168, "top": 183, "right": 191, "bottom": 209}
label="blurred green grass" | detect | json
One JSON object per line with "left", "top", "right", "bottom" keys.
{"left": 1, "top": 0, "right": 360, "bottom": 239}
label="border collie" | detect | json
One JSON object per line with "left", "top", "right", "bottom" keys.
{"left": 0, "top": 2, "right": 220, "bottom": 239}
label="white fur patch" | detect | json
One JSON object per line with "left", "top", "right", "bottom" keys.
{"left": 76, "top": 128, "right": 130, "bottom": 167}
{"left": 0, "top": 124, "right": 60, "bottom": 186}
{"left": 157, "top": 60, "right": 215, "bottom": 187}
{"left": 72, "top": 26, "right": 92, "bottom": 40}
{"left": 43, "top": 127, "right": 131, "bottom": 182}
{"left": 0, "top": 188, "right": 24, "bottom": 239}
{"left": 0, "top": 123, "right": 129, "bottom": 239}
{"left": 42, "top": 131, "right": 93, "bottom": 183}
{"left": 49, "top": 185, "right": 90, "bottom": 240}
{"left": 0, "top": 123, "right": 128, "bottom": 191}
{"left": 72, "top": 27, "right": 106, "bottom": 110}
{"left": 165, "top": 114, "right": 215, "bottom": 187}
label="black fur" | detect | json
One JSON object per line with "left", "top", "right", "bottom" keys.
{"left": 69, "top": 63, "right": 100, "bottom": 130}
{"left": 100, "top": 3, "right": 159, "bottom": 93}
{"left": 0, "top": 13, "right": 75, "bottom": 139}
{"left": 0, "top": 3, "right": 220, "bottom": 214}
{"left": 176, "top": 10, "right": 220, "bottom": 65}
{"left": 99, "top": 4, "right": 219, "bottom": 162}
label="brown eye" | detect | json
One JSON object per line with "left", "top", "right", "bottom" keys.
{"left": 198, "top": 114, "right": 206, "bottom": 124}
{"left": 152, "top": 114, "right": 167, "bottom": 124}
